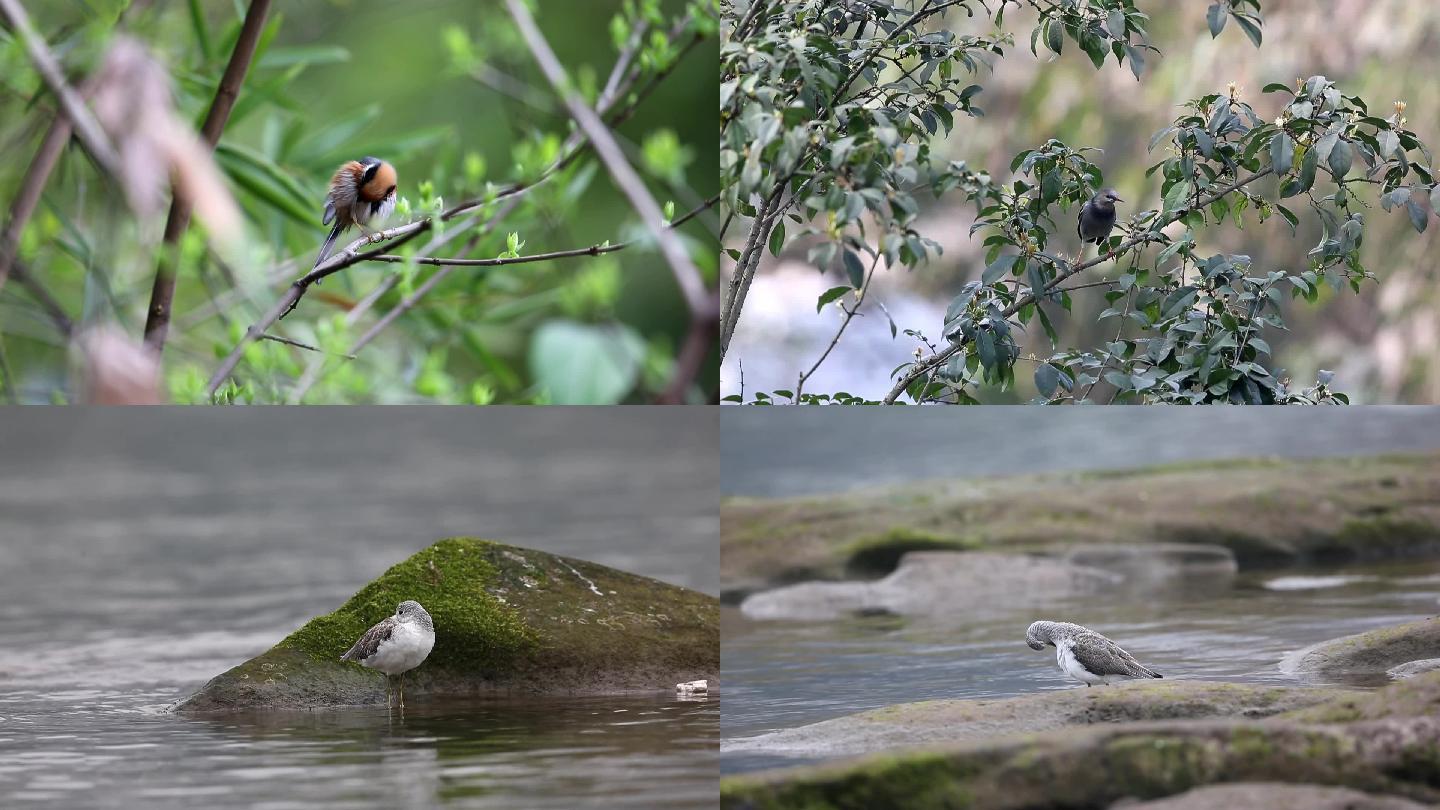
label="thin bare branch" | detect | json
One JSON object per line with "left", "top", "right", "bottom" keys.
{"left": 506, "top": 0, "right": 708, "bottom": 318}
{"left": 0, "top": 113, "right": 71, "bottom": 297}
{"left": 259, "top": 333, "right": 354, "bottom": 359}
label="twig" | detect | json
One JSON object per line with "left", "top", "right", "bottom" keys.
{"left": 506, "top": 0, "right": 708, "bottom": 318}
{"left": 259, "top": 333, "right": 355, "bottom": 359}
{"left": 881, "top": 167, "right": 1275, "bottom": 403}
{"left": 0, "top": 113, "right": 72, "bottom": 296}
{"left": 0, "top": 0, "right": 122, "bottom": 176}
{"left": 795, "top": 251, "right": 880, "bottom": 399}
{"left": 142, "top": 0, "right": 271, "bottom": 353}
{"left": 367, "top": 242, "right": 624, "bottom": 266}
{"left": 7, "top": 261, "right": 74, "bottom": 337}
{"left": 290, "top": 196, "right": 719, "bottom": 403}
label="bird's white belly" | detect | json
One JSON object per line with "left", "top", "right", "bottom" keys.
{"left": 362, "top": 622, "right": 434, "bottom": 676}
{"left": 1057, "top": 640, "right": 1122, "bottom": 685}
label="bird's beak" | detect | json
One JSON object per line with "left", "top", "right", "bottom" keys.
{"left": 1112, "top": 195, "right": 1124, "bottom": 203}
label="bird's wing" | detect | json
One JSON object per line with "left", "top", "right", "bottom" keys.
{"left": 341, "top": 616, "right": 396, "bottom": 662}
{"left": 1076, "top": 202, "right": 1089, "bottom": 239}
{"left": 1071, "top": 631, "right": 1160, "bottom": 678}
{"left": 322, "top": 199, "right": 336, "bottom": 227}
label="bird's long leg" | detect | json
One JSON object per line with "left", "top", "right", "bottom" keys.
{"left": 385, "top": 674, "right": 393, "bottom": 710}
{"left": 399, "top": 674, "right": 405, "bottom": 712}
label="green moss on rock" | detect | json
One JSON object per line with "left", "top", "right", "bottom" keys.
{"left": 722, "top": 452, "right": 1440, "bottom": 590}
{"left": 178, "top": 538, "right": 718, "bottom": 711}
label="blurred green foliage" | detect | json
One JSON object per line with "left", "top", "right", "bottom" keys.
{"left": 0, "top": 0, "right": 719, "bottom": 403}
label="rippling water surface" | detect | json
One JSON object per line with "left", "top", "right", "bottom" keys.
{"left": 0, "top": 410, "right": 718, "bottom": 809}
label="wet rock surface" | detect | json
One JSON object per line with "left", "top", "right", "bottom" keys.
{"left": 725, "top": 680, "right": 1352, "bottom": 759}
{"left": 1111, "top": 782, "right": 1432, "bottom": 810}
{"left": 721, "top": 672, "right": 1440, "bottom": 809}
{"left": 178, "top": 538, "right": 718, "bottom": 711}
{"left": 1284, "top": 617, "right": 1440, "bottom": 678}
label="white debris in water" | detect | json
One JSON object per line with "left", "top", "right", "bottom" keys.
{"left": 1262, "top": 575, "right": 1374, "bottom": 591}
{"left": 676, "top": 679, "right": 708, "bottom": 694}
{"left": 562, "top": 561, "right": 605, "bottom": 597}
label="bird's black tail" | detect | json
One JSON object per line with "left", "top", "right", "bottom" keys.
{"left": 314, "top": 222, "right": 344, "bottom": 268}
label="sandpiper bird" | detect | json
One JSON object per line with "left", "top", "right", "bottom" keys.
{"left": 1025, "top": 620, "right": 1161, "bottom": 687}
{"left": 341, "top": 600, "right": 435, "bottom": 709}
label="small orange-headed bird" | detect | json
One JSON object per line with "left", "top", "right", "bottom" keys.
{"left": 314, "top": 156, "right": 398, "bottom": 268}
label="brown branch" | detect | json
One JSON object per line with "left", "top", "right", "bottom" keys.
{"left": 367, "top": 242, "right": 625, "bottom": 266}
{"left": 142, "top": 0, "right": 271, "bottom": 353}
{"left": 881, "top": 167, "right": 1275, "bottom": 403}
{"left": 0, "top": 113, "right": 71, "bottom": 297}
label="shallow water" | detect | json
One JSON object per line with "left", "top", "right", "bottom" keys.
{"left": 721, "top": 560, "right": 1440, "bottom": 774}
{"left": 0, "top": 410, "right": 718, "bottom": 809}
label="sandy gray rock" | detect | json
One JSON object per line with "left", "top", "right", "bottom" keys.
{"left": 1388, "top": 658, "right": 1440, "bottom": 679}
{"left": 1284, "top": 617, "right": 1440, "bottom": 678}
{"left": 739, "top": 551, "right": 1121, "bottom": 620}
{"left": 1112, "top": 783, "right": 1431, "bottom": 810}
{"left": 724, "top": 680, "right": 1350, "bottom": 758}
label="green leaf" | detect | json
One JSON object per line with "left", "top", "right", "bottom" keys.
{"left": 1107, "top": 9, "right": 1127, "bottom": 40}
{"left": 816, "top": 285, "right": 850, "bottom": 312}
{"left": 842, "top": 249, "right": 867, "bottom": 288}
{"left": 982, "top": 254, "right": 1019, "bottom": 284}
{"left": 257, "top": 46, "right": 351, "bottom": 70}
{"left": 1046, "top": 19, "right": 1063, "bottom": 55}
{"left": 1035, "top": 363, "right": 1060, "bottom": 398}
{"left": 528, "top": 320, "right": 645, "bottom": 405}
{"left": 1233, "top": 14, "right": 1263, "bottom": 47}
{"left": 215, "top": 143, "right": 315, "bottom": 225}
{"left": 768, "top": 221, "right": 786, "bottom": 257}
{"left": 1406, "top": 199, "right": 1428, "bottom": 233}
{"left": 1270, "top": 131, "right": 1294, "bottom": 174}
{"left": 1206, "top": 4, "right": 1226, "bottom": 37}
{"left": 188, "top": 0, "right": 214, "bottom": 63}
{"left": 1327, "top": 138, "right": 1352, "bottom": 179}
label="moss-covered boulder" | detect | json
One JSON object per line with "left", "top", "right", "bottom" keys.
{"left": 722, "top": 452, "right": 1440, "bottom": 596}
{"left": 1283, "top": 617, "right": 1440, "bottom": 679}
{"left": 726, "top": 680, "right": 1352, "bottom": 759}
{"left": 722, "top": 674, "right": 1440, "bottom": 809}
{"left": 721, "top": 717, "right": 1440, "bottom": 809}
{"left": 178, "top": 538, "right": 718, "bottom": 711}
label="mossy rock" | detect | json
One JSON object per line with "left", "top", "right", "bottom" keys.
{"left": 721, "top": 717, "right": 1440, "bottom": 809}
{"left": 1284, "top": 670, "right": 1440, "bottom": 724}
{"left": 726, "top": 680, "right": 1352, "bottom": 760}
{"left": 178, "top": 538, "right": 718, "bottom": 710}
{"left": 1284, "top": 618, "right": 1440, "bottom": 679}
{"left": 722, "top": 452, "right": 1440, "bottom": 591}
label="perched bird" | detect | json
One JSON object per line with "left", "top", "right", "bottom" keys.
{"left": 1076, "top": 188, "right": 1124, "bottom": 262}
{"left": 341, "top": 600, "right": 435, "bottom": 710}
{"left": 314, "top": 156, "right": 398, "bottom": 268}
{"left": 1025, "top": 620, "right": 1162, "bottom": 687}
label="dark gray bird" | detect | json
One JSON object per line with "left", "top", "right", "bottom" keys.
{"left": 1025, "top": 620, "right": 1162, "bottom": 687}
{"left": 1076, "top": 188, "right": 1124, "bottom": 262}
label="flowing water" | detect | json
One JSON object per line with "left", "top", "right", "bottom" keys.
{"left": 721, "top": 561, "right": 1440, "bottom": 774}
{"left": 0, "top": 410, "right": 718, "bottom": 809}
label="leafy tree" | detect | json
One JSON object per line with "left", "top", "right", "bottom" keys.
{"left": 0, "top": 0, "right": 718, "bottom": 404}
{"left": 719, "top": 0, "right": 1435, "bottom": 404}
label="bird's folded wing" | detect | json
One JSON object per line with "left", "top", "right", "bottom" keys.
{"left": 342, "top": 616, "right": 396, "bottom": 661}
{"left": 1071, "top": 631, "right": 1157, "bottom": 677}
